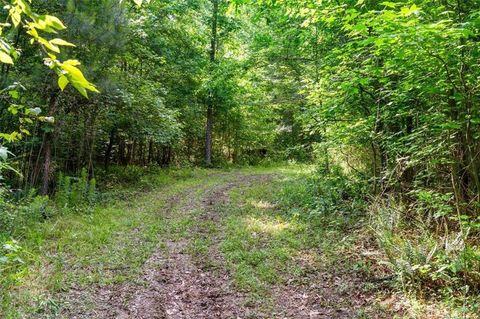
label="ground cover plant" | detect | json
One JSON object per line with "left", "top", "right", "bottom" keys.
{"left": 2, "top": 0, "right": 480, "bottom": 318}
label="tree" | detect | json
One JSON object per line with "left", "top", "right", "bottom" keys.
{"left": 204, "top": 0, "right": 219, "bottom": 166}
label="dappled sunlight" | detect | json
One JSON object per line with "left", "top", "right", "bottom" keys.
{"left": 295, "top": 249, "right": 318, "bottom": 268}
{"left": 249, "top": 199, "right": 276, "bottom": 209}
{"left": 244, "top": 215, "right": 293, "bottom": 236}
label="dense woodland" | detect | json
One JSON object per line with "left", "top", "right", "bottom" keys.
{"left": 2, "top": 0, "right": 480, "bottom": 317}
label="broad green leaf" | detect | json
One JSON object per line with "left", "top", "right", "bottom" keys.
{"left": 401, "top": 4, "right": 420, "bottom": 17}
{"left": 44, "top": 15, "right": 66, "bottom": 30}
{"left": 61, "top": 61, "right": 100, "bottom": 96}
{"left": 7, "top": 105, "right": 19, "bottom": 115}
{"left": 381, "top": 1, "right": 398, "bottom": 8}
{"left": 8, "top": 90, "right": 19, "bottom": 99}
{"left": 0, "top": 51, "right": 13, "bottom": 64}
{"left": 10, "top": 9, "right": 21, "bottom": 27}
{"left": 58, "top": 75, "right": 69, "bottom": 90}
{"left": 71, "top": 83, "right": 89, "bottom": 98}
{"left": 26, "top": 26, "right": 39, "bottom": 38}
{"left": 62, "top": 59, "right": 81, "bottom": 66}
{"left": 38, "top": 37, "right": 60, "bottom": 53}
{"left": 50, "top": 38, "right": 76, "bottom": 47}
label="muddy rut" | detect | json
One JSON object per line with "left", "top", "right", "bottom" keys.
{"left": 118, "top": 175, "right": 269, "bottom": 319}
{"left": 60, "top": 173, "right": 371, "bottom": 319}
{"left": 61, "top": 174, "right": 268, "bottom": 318}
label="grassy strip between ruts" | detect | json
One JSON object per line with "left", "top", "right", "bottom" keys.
{"left": 2, "top": 165, "right": 475, "bottom": 318}
{"left": 0, "top": 167, "right": 242, "bottom": 318}
{"left": 218, "top": 169, "right": 387, "bottom": 317}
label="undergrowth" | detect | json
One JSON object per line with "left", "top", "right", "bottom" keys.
{"left": 283, "top": 163, "right": 480, "bottom": 316}
{"left": 2, "top": 164, "right": 479, "bottom": 318}
{"left": 219, "top": 166, "right": 382, "bottom": 316}
{"left": 371, "top": 196, "right": 480, "bottom": 316}
{"left": 292, "top": 165, "right": 480, "bottom": 317}
{"left": 0, "top": 165, "right": 255, "bottom": 318}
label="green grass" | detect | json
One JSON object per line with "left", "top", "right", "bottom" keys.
{"left": 214, "top": 168, "right": 431, "bottom": 317}
{"left": 219, "top": 171, "right": 357, "bottom": 299}
{"left": 0, "top": 168, "right": 232, "bottom": 318}
{"left": 3, "top": 164, "right": 474, "bottom": 318}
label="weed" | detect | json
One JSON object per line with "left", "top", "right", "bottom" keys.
{"left": 55, "top": 168, "right": 96, "bottom": 212}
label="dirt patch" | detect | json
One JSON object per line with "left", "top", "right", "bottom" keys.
{"left": 60, "top": 173, "right": 273, "bottom": 319}
{"left": 61, "top": 172, "right": 389, "bottom": 319}
{"left": 59, "top": 182, "right": 207, "bottom": 319}
{"left": 131, "top": 240, "right": 243, "bottom": 319}
{"left": 271, "top": 271, "right": 378, "bottom": 319}
{"left": 147, "top": 174, "right": 274, "bottom": 319}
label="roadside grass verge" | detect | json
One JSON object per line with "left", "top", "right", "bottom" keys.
{"left": 0, "top": 167, "right": 230, "bottom": 318}
{"left": 218, "top": 168, "right": 380, "bottom": 314}
{"left": 217, "top": 167, "right": 479, "bottom": 318}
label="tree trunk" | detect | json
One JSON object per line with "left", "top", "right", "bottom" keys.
{"left": 118, "top": 138, "right": 126, "bottom": 165}
{"left": 104, "top": 127, "right": 116, "bottom": 171}
{"left": 147, "top": 139, "right": 154, "bottom": 164}
{"left": 139, "top": 139, "right": 145, "bottom": 166}
{"left": 41, "top": 90, "right": 59, "bottom": 195}
{"left": 205, "top": 0, "right": 218, "bottom": 166}
{"left": 161, "top": 146, "right": 172, "bottom": 167}
{"left": 205, "top": 104, "right": 214, "bottom": 166}
{"left": 131, "top": 139, "right": 137, "bottom": 165}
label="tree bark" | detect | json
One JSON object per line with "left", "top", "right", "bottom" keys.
{"left": 139, "top": 139, "right": 145, "bottom": 166}
{"left": 161, "top": 146, "right": 172, "bottom": 167}
{"left": 118, "top": 138, "right": 126, "bottom": 165}
{"left": 147, "top": 139, "right": 154, "bottom": 164}
{"left": 104, "top": 127, "right": 116, "bottom": 171}
{"left": 205, "top": 0, "right": 218, "bottom": 166}
{"left": 41, "top": 90, "right": 59, "bottom": 195}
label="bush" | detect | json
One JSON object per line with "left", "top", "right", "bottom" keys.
{"left": 0, "top": 187, "right": 52, "bottom": 236}
{"left": 371, "top": 196, "right": 480, "bottom": 295}
{"left": 100, "top": 165, "right": 146, "bottom": 186}
{"left": 55, "top": 168, "right": 97, "bottom": 212}
{"left": 278, "top": 165, "right": 368, "bottom": 219}
{"left": 0, "top": 239, "right": 25, "bottom": 283}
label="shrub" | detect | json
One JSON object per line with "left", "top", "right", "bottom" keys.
{"left": 0, "top": 187, "right": 52, "bottom": 236}
{"left": 371, "top": 196, "right": 480, "bottom": 294}
{"left": 103, "top": 165, "right": 146, "bottom": 185}
{"left": 55, "top": 168, "right": 97, "bottom": 212}
{"left": 0, "top": 239, "right": 25, "bottom": 283}
{"left": 278, "top": 165, "right": 368, "bottom": 219}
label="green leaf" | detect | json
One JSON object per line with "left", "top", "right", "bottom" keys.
{"left": 0, "top": 51, "right": 14, "bottom": 64}
{"left": 381, "top": 1, "right": 398, "bottom": 8}
{"left": 401, "top": 4, "right": 420, "bottom": 16}
{"left": 44, "top": 15, "right": 66, "bottom": 30}
{"left": 9, "top": 90, "right": 19, "bottom": 99}
{"left": 61, "top": 61, "right": 100, "bottom": 95}
{"left": 63, "top": 59, "right": 81, "bottom": 66}
{"left": 7, "top": 105, "right": 20, "bottom": 115}
{"left": 38, "top": 37, "right": 60, "bottom": 53}
{"left": 58, "top": 75, "right": 69, "bottom": 91}
{"left": 71, "top": 82, "right": 89, "bottom": 98}
{"left": 353, "top": 24, "right": 368, "bottom": 34}
{"left": 10, "top": 10, "right": 21, "bottom": 27}
{"left": 49, "top": 38, "right": 76, "bottom": 47}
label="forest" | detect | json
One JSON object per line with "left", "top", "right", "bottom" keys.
{"left": 1, "top": 0, "right": 480, "bottom": 318}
